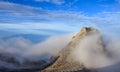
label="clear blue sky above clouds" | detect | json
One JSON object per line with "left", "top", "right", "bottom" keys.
{"left": 0, "top": 0, "right": 120, "bottom": 35}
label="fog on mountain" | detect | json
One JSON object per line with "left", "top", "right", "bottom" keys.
{"left": 0, "top": 27, "right": 120, "bottom": 72}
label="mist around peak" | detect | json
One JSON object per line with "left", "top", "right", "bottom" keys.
{"left": 1, "top": 27, "right": 120, "bottom": 72}
{"left": 70, "top": 28, "right": 120, "bottom": 72}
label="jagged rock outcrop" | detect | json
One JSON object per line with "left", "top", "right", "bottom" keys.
{"left": 41, "top": 27, "right": 105, "bottom": 72}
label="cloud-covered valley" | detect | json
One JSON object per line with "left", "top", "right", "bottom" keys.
{"left": 0, "top": 33, "right": 74, "bottom": 71}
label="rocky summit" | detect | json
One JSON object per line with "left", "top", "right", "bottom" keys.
{"left": 41, "top": 27, "right": 105, "bottom": 72}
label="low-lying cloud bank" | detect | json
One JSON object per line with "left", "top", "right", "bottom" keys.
{"left": 0, "top": 33, "right": 74, "bottom": 69}
{"left": 1, "top": 30, "right": 120, "bottom": 72}
{"left": 25, "top": 33, "right": 74, "bottom": 56}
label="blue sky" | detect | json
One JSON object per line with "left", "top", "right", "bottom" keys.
{"left": 0, "top": 0, "right": 120, "bottom": 36}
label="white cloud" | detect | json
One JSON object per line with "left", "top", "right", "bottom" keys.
{"left": 0, "top": 22, "right": 78, "bottom": 34}
{"left": 0, "top": 1, "right": 87, "bottom": 23}
{"left": 0, "top": 37, "right": 32, "bottom": 54}
{"left": 1, "top": 2, "right": 120, "bottom": 35}
{"left": 25, "top": 33, "right": 74, "bottom": 56}
{"left": 0, "top": 2, "right": 43, "bottom": 16}
{"left": 0, "top": 33, "right": 74, "bottom": 68}
{"left": 35, "top": 0, "right": 65, "bottom": 5}
{"left": 71, "top": 33, "right": 120, "bottom": 72}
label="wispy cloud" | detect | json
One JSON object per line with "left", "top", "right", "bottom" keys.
{"left": 0, "top": 1, "right": 120, "bottom": 35}
{"left": 0, "top": 1, "right": 83, "bottom": 23}
{"left": 0, "top": 1, "right": 44, "bottom": 16}
{"left": 34, "top": 0, "right": 65, "bottom": 5}
{"left": 0, "top": 23, "right": 77, "bottom": 35}
{"left": 0, "top": 33, "right": 73, "bottom": 68}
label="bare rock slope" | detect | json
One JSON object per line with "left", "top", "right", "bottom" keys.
{"left": 41, "top": 27, "right": 104, "bottom": 72}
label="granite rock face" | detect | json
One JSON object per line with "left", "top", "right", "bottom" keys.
{"left": 41, "top": 27, "right": 104, "bottom": 72}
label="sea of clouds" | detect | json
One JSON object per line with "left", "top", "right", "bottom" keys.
{"left": 1, "top": 29, "right": 120, "bottom": 72}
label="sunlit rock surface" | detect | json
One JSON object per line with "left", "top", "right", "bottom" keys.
{"left": 41, "top": 27, "right": 104, "bottom": 72}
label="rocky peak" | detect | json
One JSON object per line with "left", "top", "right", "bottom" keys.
{"left": 41, "top": 27, "right": 103, "bottom": 72}
{"left": 71, "top": 27, "right": 100, "bottom": 46}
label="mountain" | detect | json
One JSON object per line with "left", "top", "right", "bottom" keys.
{"left": 0, "top": 27, "right": 106, "bottom": 72}
{"left": 41, "top": 27, "right": 105, "bottom": 72}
